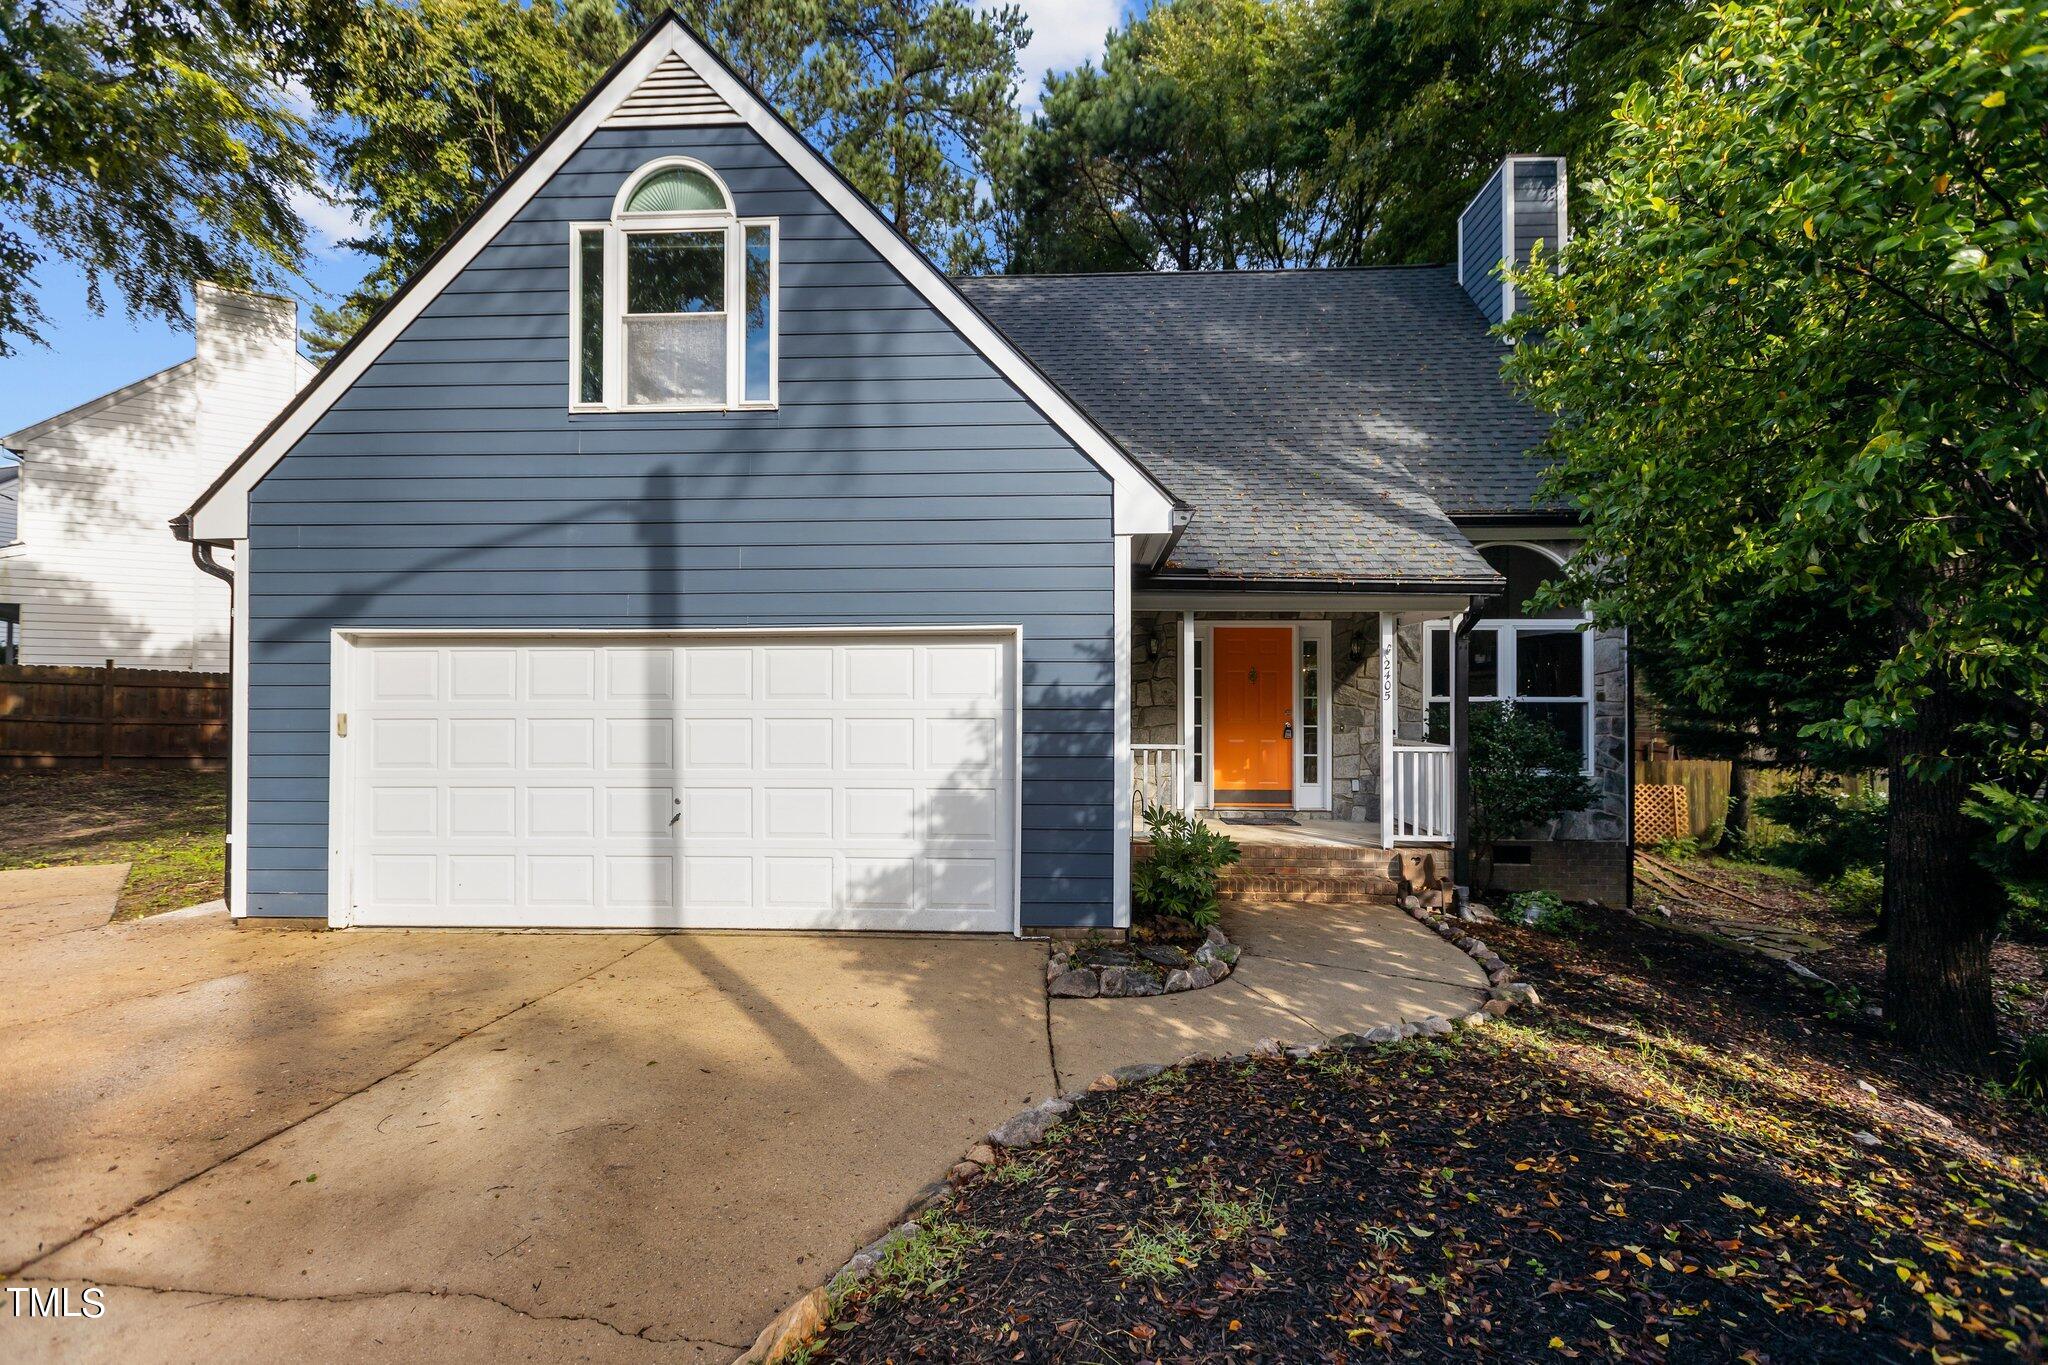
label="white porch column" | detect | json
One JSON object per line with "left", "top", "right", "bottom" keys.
{"left": 1379, "top": 611, "right": 1396, "bottom": 849}
{"left": 1178, "top": 610, "right": 1195, "bottom": 810}
{"left": 1113, "top": 532, "right": 1133, "bottom": 929}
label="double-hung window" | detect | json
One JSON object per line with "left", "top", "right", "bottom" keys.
{"left": 571, "top": 158, "right": 777, "bottom": 411}
{"left": 1423, "top": 544, "right": 1594, "bottom": 771}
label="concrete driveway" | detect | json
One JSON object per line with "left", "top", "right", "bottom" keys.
{"left": 0, "top": 864, "right": 1484, "bottom": 1362}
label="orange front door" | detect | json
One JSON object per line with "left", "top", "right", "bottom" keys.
{"left": 1211, "top": 627, "right": 1293, "bottom": 807}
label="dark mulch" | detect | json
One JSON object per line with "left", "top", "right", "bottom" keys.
{"left": 814, "top": 906, "right": 2048, "bottom": 1362}
{"left": 1638, "top": 852, "right": 2048, "bottom": 1047}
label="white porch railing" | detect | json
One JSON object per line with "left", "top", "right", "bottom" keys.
{"left": 1388, "top": 743, "right": 1454, "bottom": 842}
{"left": 1133, "top": 744, "right": 1188, "bottom": 831}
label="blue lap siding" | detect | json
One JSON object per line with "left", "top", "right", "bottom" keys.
{"left": 243, "top": 124, "right": 1118, "bottom": 927}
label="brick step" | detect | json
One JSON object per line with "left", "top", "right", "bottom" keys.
{"left": 1229, "top": 854, "right": 1402, "bottom": 876}
{"left": 1217, "top": 874, "right": 1401, "bottom": 904}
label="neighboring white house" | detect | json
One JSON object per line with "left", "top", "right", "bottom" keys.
{"left": 0, "top": 283, "right": 313, "bottom": 670}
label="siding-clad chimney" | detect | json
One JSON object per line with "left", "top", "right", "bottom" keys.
{"left": 1456, "top": 156, "right": 1568, "bottom": 326}
{"left": 193, "top": 281, "right": 300, "bottom": 493}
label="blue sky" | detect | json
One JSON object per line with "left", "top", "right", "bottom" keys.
{"left": 0, "top": 0, "right": 1137, "bottom": 441}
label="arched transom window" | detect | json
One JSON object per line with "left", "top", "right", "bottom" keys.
{"left": 1424, "top": 543, "right": 1594, "bottom": 770}
{"left": 570, "top": 157, "right": 778, "bottom": 411}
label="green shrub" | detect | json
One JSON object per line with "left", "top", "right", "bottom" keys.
{"left": 1651, "top": 834, "right": 1704, "bottom": 861}
{"left": 1754, "top": 785, "right": 1887, "bottom": 882}
{"left": 1133, "top": 803, "right": 1240, "bottom": 930}
{"left": 1825, "top": 865, "right": 1884, "bottom": 920}
{"left": 2001, "top": 877, "right": 2048, "bottom": 942}
{"left": 1469, "top": 703, "right": 1599, "bottom": 880}
{"left": 2010, "top": 1034, "right": 2048, "bottom": 1106}
{"left": 1505, "top": 889, "right": 1578, "bottom": 933}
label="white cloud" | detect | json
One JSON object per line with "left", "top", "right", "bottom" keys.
{"left": 289, "top": 181, "right": 367, "bottom": 252}
{"left": 1010, "top": 0, "right": 1134, "bottom": 108}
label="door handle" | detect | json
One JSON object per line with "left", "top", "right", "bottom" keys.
{"left": 669, "top": 812, "right": 682, "bottom": 827}
{"left": 1282, "top": 723, "right": 1294, "bottom": 739}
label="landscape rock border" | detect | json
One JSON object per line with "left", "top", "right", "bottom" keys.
{"left": 1045, "top": 924, "right": 1241, "bottom": 998}
{"left": 740, "top": 914, "right": 1545, "bottom": 1362}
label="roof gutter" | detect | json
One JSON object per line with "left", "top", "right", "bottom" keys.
{"left": 1452, "top": 511, "right": 1582, "bottom": 530}
{"left": 1138, "top": 572, "right": 1506, "bottom": 596}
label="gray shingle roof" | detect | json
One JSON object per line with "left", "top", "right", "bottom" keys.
{"left": 955, "top": 266, "right": 1563, "bottom": 586}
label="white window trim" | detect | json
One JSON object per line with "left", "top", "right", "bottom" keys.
{"left": 570, "top": 158, "right": 777, "bottom": 414}
{"left": 1424, "top": 619, "right": 1595, "bottom": 777}
{"left": 740, "top": 217, "right": 779, "bottom": 407}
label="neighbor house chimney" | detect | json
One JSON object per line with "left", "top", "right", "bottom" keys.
{"left": 192, "top": 280, "right": 301, "bottom": 491}
{"left": 1456, "top": 156, "right": 1568, "bottom": 327}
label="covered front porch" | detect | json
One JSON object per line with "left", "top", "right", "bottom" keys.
{"left": 1127, "top": 604, "right": 1473, "bottom": 851}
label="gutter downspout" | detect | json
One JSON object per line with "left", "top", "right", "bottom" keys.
{"left": 175, "top": 516, "right": 234, "bottom": 909}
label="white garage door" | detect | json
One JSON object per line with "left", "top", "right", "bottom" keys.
{"left": 338, "top": 633, "right": 1015, "bottom": 931}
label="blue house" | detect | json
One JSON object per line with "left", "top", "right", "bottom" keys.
{"left": 178, "top": 14, "right": 1629, "bottom": 933}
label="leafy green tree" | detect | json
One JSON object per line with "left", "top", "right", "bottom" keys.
{"left": 306, "top": 0, "right": 634, "bottom": 358}
{"left": 1504, "top": 0, "right": 2048, "bottom": 1066}
{"left": 1632, "top": 589, "right": 1875, "bottom": 851}
{"left": 1006, "top": 0, "right": 1349, "bottom": 272}
{"left": 1467, "top": 703, "right": 1599, "bottom": 888}
{"left": 1004, "top": 0, "right": 1701, "bottom": 272}
{"left": 0, "top": 0, "right": 340, "bottom": 355}
{"left": 1327, "top": 0, "right": 1708, "bottom": 265}
{"left": 795, "top": 0, "right": 1029, "bottom": 272}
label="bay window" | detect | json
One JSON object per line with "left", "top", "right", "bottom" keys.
{"left": 571, "top": 158, "right": 777, "bottom": 412}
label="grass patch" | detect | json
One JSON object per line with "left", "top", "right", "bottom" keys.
{"left": 0, "top": 768, "right": 225, "bottom": 917}
{"left": 986, "top": 1156, "right": 1038, "bottom": 1185}
{"left": 1116, "top": 1222, "right": 1201, "bottom": 1281}
{"left": 1197, "top": 1186, "right": 1277, "bottom": 1241}
{"left": 864, "top": 1216, "right": 989, "bottom": 1300}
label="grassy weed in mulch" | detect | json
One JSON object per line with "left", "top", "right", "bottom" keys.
{"left": 813, "top": 909, "right": 2048, "bottom": 1362}
{"left": 0, "top": 768, "right": 225, "bottom": 917}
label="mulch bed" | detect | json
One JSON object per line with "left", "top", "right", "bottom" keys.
{"left": 812, "top": 904, "right": 2048, "bottom": 1362}
{"left": 1635, "top": 852, "right": 2048, "bottom": 1046}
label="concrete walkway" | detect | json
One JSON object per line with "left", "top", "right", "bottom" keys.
{"left": 1052, "top": 900, "right": 1489, "bottom": 1082}
{"left": 0, "top": 865, "right": 1484, "bottom": 1363}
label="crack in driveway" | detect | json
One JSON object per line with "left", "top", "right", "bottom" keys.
{"left": 3, "top": 933, "right": 660, "bottom": 1283}
{"left": 16, "top": 1276, "right": 748, "bottom": 1350}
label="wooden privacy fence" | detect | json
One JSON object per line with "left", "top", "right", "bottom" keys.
{"left": 1636, "top": 758, "right": 1731, "bottom": 840}
{"left": 1632, "top": 760, "right": 1885, "bottom": 843}
{"left": 0, "top": 662, "right": 228, "bottom": 769}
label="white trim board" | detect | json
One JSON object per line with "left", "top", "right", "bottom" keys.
{"left": 1133, "top": 591, "right": 1477, "bottom": 614}
{"left": 185, "top": 15, "right": 1176, "bottom": 541}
